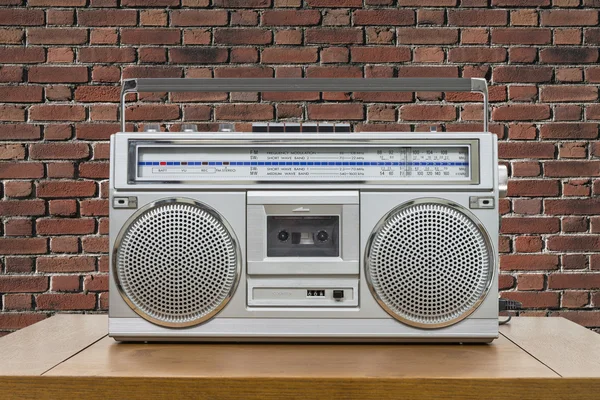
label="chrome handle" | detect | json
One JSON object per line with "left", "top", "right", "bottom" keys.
{"left": 120, "top": 78, "right": 489, "bottom": 132}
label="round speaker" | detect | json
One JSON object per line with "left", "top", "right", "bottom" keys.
{"left": 365, "top": 198, "right": 494, "bottom": 329}
{"left": 113, "top": 198, "right": 240, "bottom": 328}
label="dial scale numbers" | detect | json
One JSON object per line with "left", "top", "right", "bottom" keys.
{"left": 136, "top": 146, "right": 470, "bottom": 181}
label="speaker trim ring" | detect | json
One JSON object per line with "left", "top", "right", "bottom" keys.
{"left": 112, "top": 197, "right": 242, "bottom": 329}
{"left": 364, "top": 197, "right": 495, "bottom": 329}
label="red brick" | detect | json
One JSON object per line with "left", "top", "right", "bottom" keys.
{"left": 28, "top": 0, "right": 86, "bottom": 4}
{"left": 37, "top": 218, "right": 95, "bottom": 235}
{"left": 396, "top": 28, "right": 458, "bottom": 45}
{"left": 501, "top": 217, "right": 560, "bottom": 234}
{"left": 5, "top": 219, "right": 33, "bottom": 236}
{"left": 3, "top": 294, "right": 32, "bottom": 311}
{"left": 28, "top": 66, "right": 88, "bottom": 84}
{"left": 353, "top": 10, "right": 415, "bottom": 26}
{"left": 37, "top": 181, "right": 96, "bottom": 198}
{"left": 540, "top": 123, "right": 598, "bottom": 139}
{"left": 79, "top": 47, "right": 135, "bottom": 63}
{"left": 83, "top": 274, "right": 109, "bottom": 292}
{"left": 493, "top": 0, "right": 549, "bottom": 4}
{"left": 36, "top": 293, "right": 96, "bottom": 311}
{"left": 555, "top": 105, "right": 582, "bottom": 122}
{"left": 448, "top": 47, "right": 506, "bottom": 63}
{"left": 37, "top": 256, "right": 96, "bottom": 273}
{"left": 563, "top": 179, "right": 591, "bottom": 197}
{"left": 47, "top": 163, "right": 75, "bottom": 178}
{"left": 514, "top": 236, "right": 543, "bottom": 253}
{"left": 170, "top": 48, "right": 228, "bottom": 64}
{"left": 5, "top": 257, "right": 34, "bottom": 273}
{"left": 0, "top": 66, "right": 24, "bottom": 83}
{"left": 499, "top": 274, "right": 516, "bottom": 290}
{"left": 1, "top": 125, "right": 40, "bottom": 141}
{"left": 400, "top": 105, "right": 456, "bottom": 121}
{"left": 562, "top": 216, "right": 588, "bottom": 233}
{"left": 78, "top": 9, "right": 137, "bottom": 26}
{"left": 308, "top": 104, "right": 364, "bottom": 120}
{"left": 540, "top": 47, "right": 598, "bottom": 64}
{"left": 0, "top": 86, "right": 43, "bottom": 103}
{"left": 216, "top": 104, "right": 273, "bottom": 121}
{"left": 262, "top": 47, "right": 318, "bottom": 63}
{"left": 231, "top": 10, "right": 259, "bottom": 26}
{"left": 171, "top": 10, "right": 228, "bottom": 26}
{"left": 0, "top": 9, "right": 44, "bottom": 26}
{"left": 307, "top": 0, "right": 361, "bottom": 5}
{"left": 0, "top": 276, "right": 47, "bottom": 293}
{"left": 0, "top": 314, "right": 46, "bottom": 330}
{"left": 121, "top": 0, "right": 178, "bottom": 5}
{"left": 563, "top": 254, "right": 589, "bottom": 270}
{"left": 493, "top": 66, "right": 552, "bottom": 83}
{"left": 512, "top": 161, "right": 541, "bottom": 177}
{"left": 562, "top": 291, "right": 589, "bottom": 308}
{"left": 542, "top": 86, "right": 597, "bottom": 102}
{"left": 541, "top": 10, "right": 598, "bottom": 26}
{"left": 50, "top": 275, "right": 80, "bottom": 292}
{"left": 82, "top": 236, "right": 108, "bottom": 253}
{"left": 448, "top": 9, "right": 507, "bottom": 26}
{"left": 491, "top": 28, "right": 551, "bottom": 45}
{"left": 213, "top": 0, "right": 271, "bottom": 6}
{"left": 549, "top": 273, "right": 600, "bottom": 290}
{"left": 50, "top": 236, "right": 79, "bottom": 253}
{"left": 0, "top": 200, "right": 44, "bottom": 216}
{"left": 509, "top": 86, "right": 538, "bottom": 102}
{"left": 0, "top": 48, "right": 45, "bottom": 63}
{"left": 509, "top": 47, "right": 537, "bottom": 63}
{"left": 126, "top": 104, "right": 179, "bottom": 121}
{"left": 546, "top": 198, "right": 600, "bottom": 215}
{"left": 79, "top": 163, "right": 109, "bottom": 179}
{"left": 507, "top": 180, "right": 560, "bottom": 197}
{"left": 47, "top": 9, "right": 74, "bottom": 25}
{"left": 4, "top": 181, "right": 32, "bottom": 198}
{"left": 306, "top": 28, "right": 362, "bottom": 44}
{"left": 516, "top": 274, "right": 545, "bottom": 291}
{"left": 351, "top": 47, "right": 411, "bottom": 63}
{"left": 230, "top": 48, "right": 258, "bottom": 63}
{"left": 30, "top": 105, "right": 85, "bottom": 121}
{"left": 121, "top": 28, "right": 180, "bottom": 45}
{"left": 0, "top": 144, "right": 25, "bottom": 160}
{"left": 321, "top": 47, "right": 349, "bottom": 63}
{"left": 502, "top": 291, "right": 559, "bottom": 308}
{"left": 263, "top": 10, "right": 321, "bottom": 26}
{"left": 492, "top": 105, "right": 550, "bottom": 121}
{"left": 215, "top": 28, "right": 272, "bottom": 45}
{"left": 547, "top": 236, "right": 600, "bottom": 251}
{"left": 498, "top": 142, "right": 555, "bottom": 159}
{"left": 545, "top": 161, "right": 600, "bottom": 177}
{"left": 0, "top": 238, "right": 47, "bottom": 255}
{"left": 30, "top": 143, "right": 89, "bottom": 160}
{"left": 28, "top": 28, "right": 87, "bottom": 45}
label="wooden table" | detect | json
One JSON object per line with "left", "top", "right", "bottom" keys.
{"left": 1, "top": 315, "right": 600, "bottom": 399}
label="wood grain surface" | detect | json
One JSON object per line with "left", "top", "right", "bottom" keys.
{"left": 45, "top": 334, "right": 557, "bottom": 378}
{"left": 2, "top": 377, "right": 600, "bottom": 400}
{"left": 500, "top": 317, "right": 600, "bottom": 378}
{"left": 2, "top": 316, "right": 600, "bottom": 400}
{"left": 0, "top": 314, "right": 107, "bottom": 376}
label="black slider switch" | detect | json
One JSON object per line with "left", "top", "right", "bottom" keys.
{"left": 333, "top": 290, "right": 344, "bottom": 300}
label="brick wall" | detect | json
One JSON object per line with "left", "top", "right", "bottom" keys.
{"left": 1, "top": 0, "right": 600, "bottom": 336}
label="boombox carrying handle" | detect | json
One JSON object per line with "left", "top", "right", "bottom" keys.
{"left": 120, "top": 77, "right": 489, "bottom": 133}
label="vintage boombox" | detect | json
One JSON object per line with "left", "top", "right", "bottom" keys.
{"left": 109, "top": 78, "right": 506, "bottom": 342}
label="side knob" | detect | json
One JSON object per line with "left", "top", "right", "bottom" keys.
{"left": 498, "top": 164, "right": 508, "bottom": 198}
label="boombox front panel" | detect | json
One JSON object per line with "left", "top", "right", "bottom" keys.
{"left": 109, "top": 132, "right": 500, "bottom": 342}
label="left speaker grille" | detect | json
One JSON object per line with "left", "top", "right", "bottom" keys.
{"left": 114, "top": 199, "right": 239, "bottom": 328}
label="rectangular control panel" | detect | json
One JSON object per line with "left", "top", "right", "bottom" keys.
{"left": 131, "top": 140, "right": 479, "bottom": 184}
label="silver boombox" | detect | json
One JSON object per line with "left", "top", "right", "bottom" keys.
{"left": 109, "top": 78, "right": 506, "bottom": 342}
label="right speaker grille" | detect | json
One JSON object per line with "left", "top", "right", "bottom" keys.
{"left": 366, "top": 200, "right": 493, "bottom": 328}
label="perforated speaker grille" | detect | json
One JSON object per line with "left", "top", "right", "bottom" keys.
{"left": 114, "top": 199, "right": 239, "bottom": 328}
{"left": 366, "top": 200, "right": 493, "bottom": 328}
